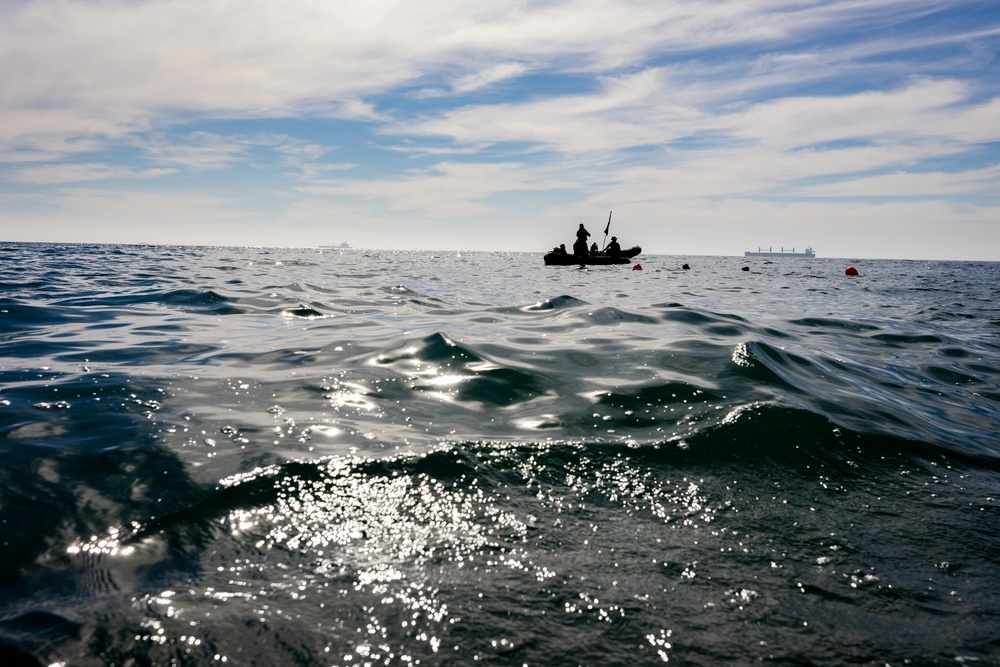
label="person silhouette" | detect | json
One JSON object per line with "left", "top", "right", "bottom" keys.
{"left": 606, "top": 236, "right": 622, "bottom": 256}
{"left": 573, "top": 224, "right": 591, "bottom": 255}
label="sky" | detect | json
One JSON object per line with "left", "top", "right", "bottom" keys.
{"left": 1, "top": 0, "right": 999, "bottom": 259}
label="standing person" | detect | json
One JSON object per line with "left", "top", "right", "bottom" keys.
{"left": 573, "top": 224, "right": 591, "bottom": 255}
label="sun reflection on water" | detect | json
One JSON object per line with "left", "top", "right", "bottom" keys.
{"left": 61, "top": 443, "right": 724, "bottom": 663}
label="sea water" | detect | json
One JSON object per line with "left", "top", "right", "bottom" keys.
{"left": 1, "top": 242, "right": 998, "bottom": 666}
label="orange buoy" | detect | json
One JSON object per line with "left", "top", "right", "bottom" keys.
{"left": 845, "top": 266, "right": 859, "bottom": 276}
{"left": 632, "top": 263, "right": 642, "bottom": 271}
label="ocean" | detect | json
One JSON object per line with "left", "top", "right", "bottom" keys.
{"left": 1, "top": 242, "right": 998, "bottom": 666}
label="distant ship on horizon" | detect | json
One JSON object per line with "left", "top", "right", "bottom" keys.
{"left": 319, "top": 242, "right": 352, "bottom": 249}
{"left": 744, "top": 246, "right": 815, "bottom": 258}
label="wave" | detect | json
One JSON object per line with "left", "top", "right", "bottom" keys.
{"left": 4, "top": 403, "right": 997, "bottom": 665}
{"left": 2, "top": 244, "right": 1000, "bottom": 664}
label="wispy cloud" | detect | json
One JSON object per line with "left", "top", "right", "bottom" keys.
{"left": 139, "top": 133, "right": 255, "bottom": 171}
{"left": 793, "top": 165, "right": 1000, "bottom": 198}
{"left": 8, "top": 163, "right": 176, "bottom": 185}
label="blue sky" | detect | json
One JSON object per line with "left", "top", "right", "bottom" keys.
{"left": 2, "top": 0, "right": 999, "bottom": 259}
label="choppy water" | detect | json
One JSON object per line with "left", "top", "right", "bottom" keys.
{"left": 1, "top": 242, "right": 999, "bottom": 666}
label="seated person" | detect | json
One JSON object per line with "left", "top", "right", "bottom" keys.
{"left": 606, "top": 236, "right": 622, "bottom": 256}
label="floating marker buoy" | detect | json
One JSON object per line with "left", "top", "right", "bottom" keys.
{"left": 632, "top": 263, "right": 642, "bottom": 271}
{"left": 845, "top": 266, "right": 859, "bottom": 276}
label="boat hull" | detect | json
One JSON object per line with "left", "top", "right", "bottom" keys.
{"left": 544, "top": 246, "right": 641, "bottom": 265}
{"left": 744, "top": 252, "right": 815, "bottom": 258}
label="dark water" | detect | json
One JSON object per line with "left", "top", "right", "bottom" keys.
{"left": 1, "top": 242, "right": 999, "bottom": 666}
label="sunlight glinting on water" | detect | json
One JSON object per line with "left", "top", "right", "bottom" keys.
{"left": 57, "top": 446, "right": 726, "bottom": 662}
{"left": 7, "top": 246, "right": 998, "bottom": 665}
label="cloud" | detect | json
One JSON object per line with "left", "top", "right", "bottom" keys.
{"left": 3, "top": 1, "right": 967, "bottom": 148}
{"left": 8, "top": 163, "right": 176, "bottom": 185}
{"left": 47, "top": 187, "right": 258, "bottom": 226}
{"left": 725, "top": 78, "right": 997, "bottom": 149}
{"left": 449, "top": 63, "right": 530, "bottom": 94}
{"left": 137, "top": 133, "right": 254, "bottom": 171}
{"left": 132, "top": 131, "right": 342, "bottom": 176}
{"left": 793, "top": 165, "right": 1000, "bottom": 198}
{"left": 298, "top": 161, "right": 561, "bottom": 217}
{"left": 391, "top": 67, "right": 702, "bottom": 154}
{"left": 388, "top": 73, "right": 999, "bottom": 174}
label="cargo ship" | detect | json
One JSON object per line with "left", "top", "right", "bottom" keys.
{"left": 744, "top": 246, "right": 815, "bottom": 258}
